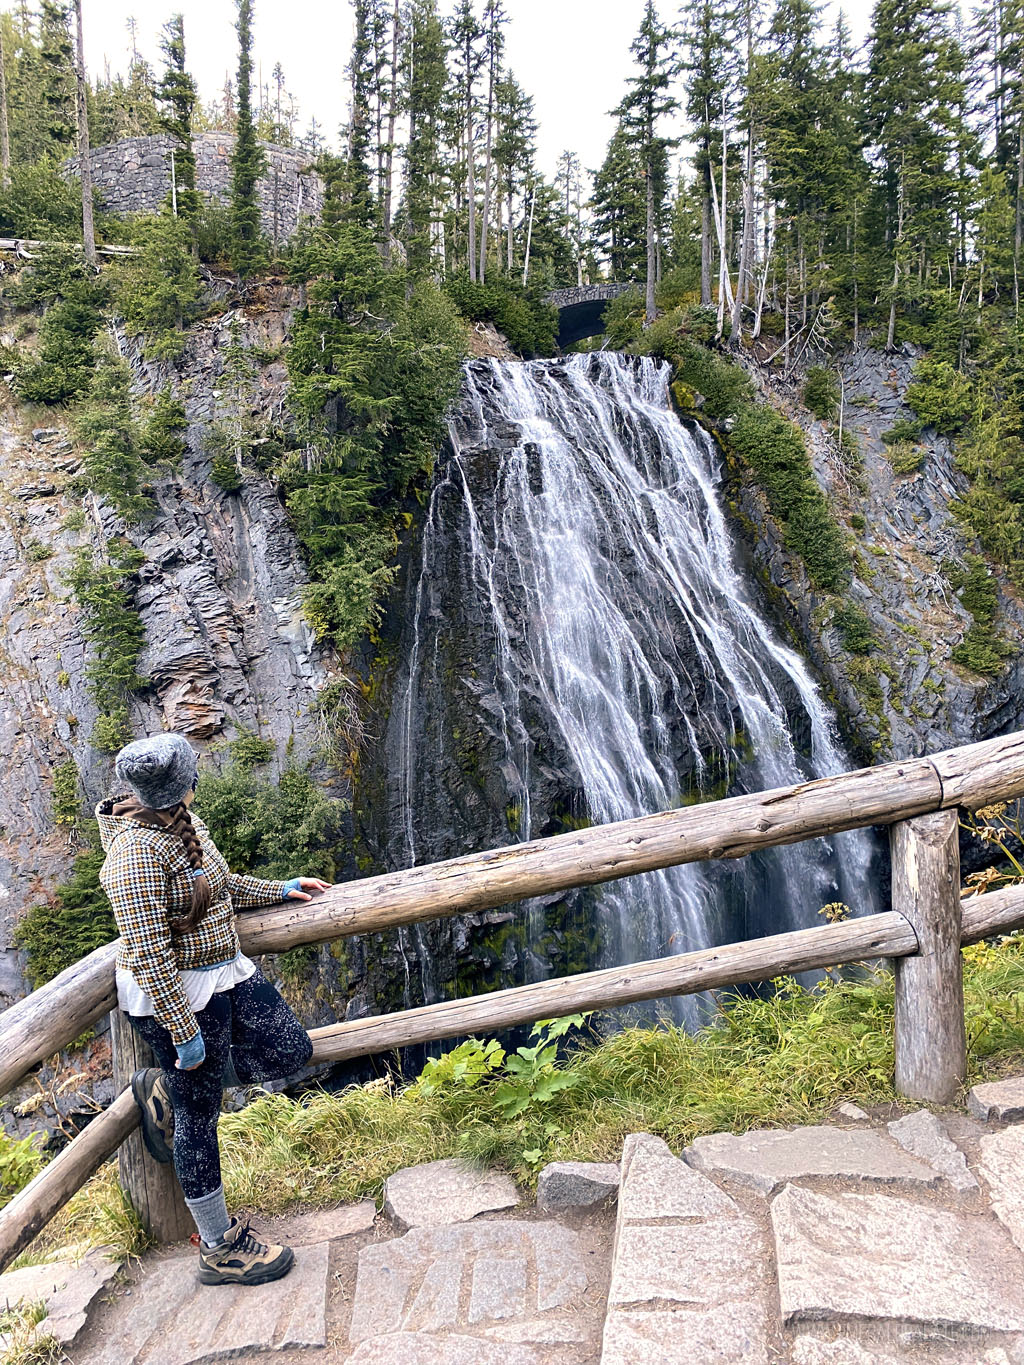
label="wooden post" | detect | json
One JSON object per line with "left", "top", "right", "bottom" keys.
{"left": 891, "top": 810, "right": 966, "bottom": 1103}
{"left": 109, "top": 1012, "right": 193, "bottom": 1244}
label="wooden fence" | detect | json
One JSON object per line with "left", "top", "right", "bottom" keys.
{"left": 2, "top": 730, "right": 1024, "bottom": 1271}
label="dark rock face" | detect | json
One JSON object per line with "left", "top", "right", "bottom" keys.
{"left": 730, "top": 345, "right": 1024, "bottom": 762}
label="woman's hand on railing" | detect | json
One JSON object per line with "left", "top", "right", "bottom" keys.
{"left": 282, "top": 877, "right": 332, "bottom": 902}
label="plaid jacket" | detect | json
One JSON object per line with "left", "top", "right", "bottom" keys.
{"left": 97, "top": 801, "right": 289, "bottom": 1044}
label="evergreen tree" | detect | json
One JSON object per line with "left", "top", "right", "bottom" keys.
{"left": 157, "top": 14, "right": 199, "bottom": 228}
{"left": 616, "top": 0, "right": 678, "bottom": 322}
{"left": 38, "top": 0, "right": 75, "bottom": 158}
{"left": 448, "top": 0, "right": 485, "bottom": 279}
{"left": 492, "top": 73, "right": 536, "bottom": 273}
{"left": 229, "top": 0, "right": 266, "bottom": 277}
{"left": 404, "top": 0, "right": 448, "bottom": 273}
{"left": 74, "top": 349, "right": 152, "bottom": 523}
{"left": 345, "top": 0, "right": 377, "bottom": 228}
{"left": 679, "top": 0, "right": 733, "bottom": 305}
{"left": 591, "top": 118, "right": 647, "bottom": 280}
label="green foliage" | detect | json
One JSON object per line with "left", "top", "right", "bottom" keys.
{"left": 832, "top": 601, "right": 875, "bottom": 654}
{"left": 947, "top": 554, "right": 1014, "bottom": 677}
{"left": 12, "top": 249, "right": 108, "bottom": 406}
{"left": 73, "top": 351, "right": 152, "bottom": 522}
{"left": 906, "top": 357, "right": 974, "bottom": 434}
{"left": 0, "top": 1132, "right": 44, "bottom": 1210}
{"left": 63, "top": 541, "right": 148, "bottom": 752}
{"left": 284, "top": 224, "right": 464, "bottom": 648}
{"left": 210, "top": 445, "right": 244, "bottom": 492}
{"left": 492, "top": 1015, "right": 587, "bottom": 1120}
{"left": 195, "top": 763, "right": 346, "bottom": 880}
{"left": 880, "top": 418, "right": 922, "bottom": 445}
{"left": 23, "top": 538, "right": 53, "bottom": 562}
{"left": 14, "top": 847, "right": 114, "bottom": 987}
{"left": 849, "top": 513, "right": 866, "bottom": 531}
{"left": 729, "top": 407, "right": 849, "bottom": 590}
{"left": 886, "top": 440, "right": 924, "bottom": 475}
{"left": 670, "top": 340, "right": 753, "bottom": 419}
{"left": 114, "top": 215, "right": 203, "bottom": 358}
{"left": 802, "top": 367, "right": 841, "bottom": 421}
{"left": 52, "top": 758, "right": 80, "bottom": 826}
{"left": 195, "top": 202, "right": 235, "bottom": 266}
{"left": 601, "top": 288, "right": 645, "bottom": 349}
{"left": 230, "top": 0, "right": 267, "bottom": 277}
{"left": 229, "top": 732, "right": 276, "bottom": 768}
{"left": 444, "top": 274, "right": 558, "bottom": 357}
{"left": 413, "top": 1038, "right": 506, "bottom": 1097}
{"left": 141, "top": 390, "right": 189, "bottom": 465}
{"left": 0, "top": 163, "right": 83, "bottom": 239}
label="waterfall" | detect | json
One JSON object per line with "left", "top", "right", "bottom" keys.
{"left": 383, "top": 351, "right": 878, "bottom": 1023}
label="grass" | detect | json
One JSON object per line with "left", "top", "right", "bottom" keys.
{"left": 0, "top": 1301, "right": 61, "bottom": 1365}
{"left": 10, "top": 934, "right": 1024, "bottom": 1267}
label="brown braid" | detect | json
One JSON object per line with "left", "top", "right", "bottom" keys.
{"left": 112, "top": 796, "right": 212, "bottom": 932}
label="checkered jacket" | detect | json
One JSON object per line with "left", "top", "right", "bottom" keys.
{"left": 97, "top": 802, "right": 290, "bottom": 1044}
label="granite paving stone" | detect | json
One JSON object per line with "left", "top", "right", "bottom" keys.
{"left": 607, "top": 1217, "right": 763, "bottom": 1308}
{"left": 345, "top": 1332, "right": 541, "bottom": 1364}
{"left": 74, "top": 1241, "right": 329, "bottom": 1365}
{"left": 536, "top": 1160, "right": 620, "bottom": 1212}
{"left": 979, "top": 1126, "right": 1024, "bottom": 1251}
{"left": 384, "top": 1157, "right": 519, "bottom": 1229}
{"left": 969, "top": 1079, "right": 1024, "bottom": 1124}
{"left": 600, "top": 1300, "right": 769, "bottom": 1365}
{"left": 0, "top": 1249, "right": 121, "bottom": 1348}
{"left": 686, "top": 1124, "right": 940, "bottom": 1193}
{"left": 772, "top": 1184, "right": 1024, "bottom": 1332}
{"left": 618, "top": 1131, "right": 738, "bottom": 1220}
{"left": 349, "top": 1220, "right": 589, "bottom": 1347}
{"left": 887, "top": 1110, "right": 978, "bottom": 1192}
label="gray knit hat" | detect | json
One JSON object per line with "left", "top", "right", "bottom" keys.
{"left": 114, "top": 733, "right": 199, "bottom": 810}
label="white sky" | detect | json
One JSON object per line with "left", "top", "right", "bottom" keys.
{"left": 70, "top": 0, "right": 877, "bottom": 181}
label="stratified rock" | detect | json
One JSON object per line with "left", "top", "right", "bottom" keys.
{"left": 536, "top": 1160, "right": 619, "bottom": 1212}
{"left": 0, "top": 1249, "right": 120, "bottom": 1347}
{"left": 887, "top": 1110, "right": 978, "bottom": 1191}
{"left": 969, "top": 1078, "right": 1024, "bottom": 1124}
{"left": 75, "top": 1241, "right": 329, "bottom": 1365}
{"left": 349, "top": 1221, "right": 588, "bottom": 1346}
{"left": 384, "top": 1157, "right": 519, "bottom": 1230}
{"left": 771, "top": 1184, "right": 1024, "bottom": 1332}
{"left": 620, "top": 1132, "right": 738, "bottom": 1220}
{"left": 686, "top": 1125, "right": 939, "bottom": 1194}
{"left": 979, "top": 1126, "right": 1024, "bottom": 1252}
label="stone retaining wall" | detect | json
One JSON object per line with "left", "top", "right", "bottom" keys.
{"left": 66, "top": 133, "right": 323, "bottom": 242}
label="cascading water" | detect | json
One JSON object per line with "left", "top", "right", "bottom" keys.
{"left": 380, "top": 351, "right": 878, "bottom": 1024}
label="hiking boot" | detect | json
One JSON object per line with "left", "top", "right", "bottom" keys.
{"left": 130, "top": 1067, "right": 174, "bottom": 1164}
{"left": 197, "top": 1218, "right": 294, "bottom": 1286}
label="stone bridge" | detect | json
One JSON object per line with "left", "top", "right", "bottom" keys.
{"left": 544, "top": 282, "right": 635, "bottom": 348}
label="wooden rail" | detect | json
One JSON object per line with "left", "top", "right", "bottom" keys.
{"left": 2, "top": 728, "right": 1024, "bottom": 1272}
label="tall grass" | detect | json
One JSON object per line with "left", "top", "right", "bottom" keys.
{"left": 17, "top": 935, "right": 1024, "bottom": 1261}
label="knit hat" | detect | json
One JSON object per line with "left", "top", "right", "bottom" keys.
{"left": 114, "top": 733, "right": 199, "bottom": 810}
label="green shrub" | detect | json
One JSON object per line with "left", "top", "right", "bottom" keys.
{"left": 24, "top": 537, "right": 53, "bottom": 561}
{"left": 114, "top": 214, "right": 203, "bottom": 359}
{"left": 802, "top": 367, "right": 840, "bottom": 421}
{"left": 0, "top": 1131, "right": 44, "bottom": 1210}
{"left": 195, "top": 763, "right": 347, "bottom": 880}
{"left": 729, "top": 407, "right": 849, "bottom": 590}
{"left": 73, "top": 350, "right": 153, "bottom": 522}
{"left": 229, "top": 732, "right": 276, "bottom": 767}
{"left": 906, "top": 357, "right": 974, "bottom": 434}
{"left": 0, "top": 163, "right": 85, "bottom": 240}
{"left": 887, "top": 441, "right": 924, "bottom": 475}
{"left": 194, "top": 201, "right": 234, "bottom": 266}
{"left": 11, "top": 247, "right": 109, "bottom": 405}
{"left": 210, "top": 444, "right": 244, "bottom": 492}
{"left": 947, "top": 554, "right": 1014, "bottom": 676}
{"left": 671, "top": 340, "right": 753, "bottom": 420}
{"left": 849, "top": 513, "right": 866, "bottom": 531}
{"left": 881, "top": 418, "right": 922, "bottom": 445}
{"left": 52, "top": 759, "right": 80, "bottom": 826}
{"left": 14, "top": 847, "right": 114, "bottom": 987}
{"left": 141, "top": 391, "right": 189, "bottom": 465}
{"left": 601, "top": 288, "right": 645, "bottom": 349}
{"left": 832, "top": 601, "right": 875, "bottom": 655}
{"left": 444, "top": 274, "right": 557, "bottom": 357}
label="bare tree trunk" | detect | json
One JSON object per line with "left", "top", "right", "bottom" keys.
{"left": 0, "top": 26, "right": 10, "bottom": 190}
{"left": 507, "top": 189, "right": 513, "bottom": 272}
{"left": 887, "top": 164, "right": 905, "bottom": 352}
{"left": 715, "top": 102, "right": 729, "bottom": 339}
{"left": 477, "top": 25, "right": 497, "bottom": 284}
{"left": 1015, "top": 117, "right": 1023, "bottom": 319}
{"left": 700, "top": 178, "right": 713, "bottom": 304}
{"left": 73, "top": 0, "right": 95, "bottom": 265}
{"left": 732, "top": 122, "right": 754, "bottom": 342}
{"left": 522, "top": 182, "right": 535, "bottom": 286}
{"left": 645, "top": 155, "right": 656, "bottom": 324}
{"left": 382, "top": 0, "right": 400, "bottom": 247}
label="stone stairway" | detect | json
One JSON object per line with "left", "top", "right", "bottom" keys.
{"left": 9, "top": 1078, "right": 1024, "bottom": 1364}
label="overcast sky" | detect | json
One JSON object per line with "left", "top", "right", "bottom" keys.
{"left": 73, "top": 0, "right": 879, "bottom": 181}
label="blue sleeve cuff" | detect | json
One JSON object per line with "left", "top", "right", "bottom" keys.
{"left": 282, "top": 878, "right": 303, "bottom": 898}
{"left": 175, "top": 1031, "right": 206, "bottom": 1068}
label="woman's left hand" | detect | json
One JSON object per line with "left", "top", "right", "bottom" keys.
{"left": 284, "top": 877, "right": 332, "bottom": 901}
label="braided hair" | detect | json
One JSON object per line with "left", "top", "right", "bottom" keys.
{"left": 112, "top": 796, "right": 212, "bottom": 932}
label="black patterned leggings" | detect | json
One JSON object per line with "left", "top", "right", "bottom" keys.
{"left": 128, "top": 968, "right": 313, "bottom": 1200}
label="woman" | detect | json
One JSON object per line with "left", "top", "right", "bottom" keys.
{"left": 97, "top": 732, "right": 330, "bottom": 1287}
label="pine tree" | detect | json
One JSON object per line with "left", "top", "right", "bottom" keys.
{"left": 39, "top": 0, "right": 75, "bottom": 158}
{"left": 477, "top": 0, "right": 508, "bottom": 281}
{"left": 679, "top": 0, "right": 733, "bottom": 305}
{"left": 229, "top": 0, "right": 266, "bottom": 277}
{"left": 448, "top": 0, "right": 485, "bottom": 279}
{"left": 71, "top": 0, "right": 94, "bottom": 263}
{"left": 346, "top": 0, "right": 377, "bottom": 228}
{"left": 617, "top": 0, "right": 678, "bottom": 322}
{"left": 591, "top": 118, "right": 647, "bottom": 280}
{"left": 158, "top": 14, "right": 199, "bottom": 228}
{"left": 492, "top": 73, "right": 536, "bottom": 273}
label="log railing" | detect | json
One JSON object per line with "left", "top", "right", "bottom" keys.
{"left": 2, "top": 730, "right": 1024, "bottom": 1272}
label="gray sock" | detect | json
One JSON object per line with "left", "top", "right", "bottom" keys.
{"left": 185, "top": 1185, "right": 231, "bottom": 1246}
